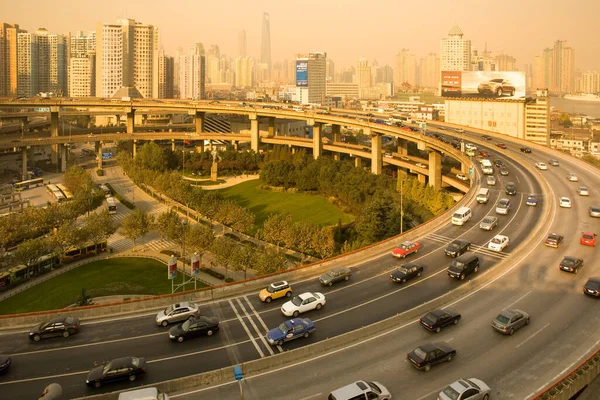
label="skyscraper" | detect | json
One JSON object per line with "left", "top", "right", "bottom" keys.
{"left": 533, "top": 41, "right": 575, "bottom": 94}
{"left": 158, "top": 48, "right": 174, "bottom": 98}
{"left": 395, "top": 49, "right": 417, "bottom": 89}
{"left": 17, "top": 32, "right": 37, "bottom": 97}
{"left": 69, "top": 31, "right": 96, "bottom": 97}
{"left": 419, "top": 53, "right": 440, "bottom": 89}
{"left": 179, "top": 46, "right": 205, "bottom": 100}
{"left": 357, "top": 57, "right": 372, "bottom": 91}
{"left": 260, "top": 12, "right": 271, "bottom": 75}
{"left": 234, "top": 57, "right": 254, "bottom": 87}
{"left": 238, "top": 30, "right": 247, "bottom": 58}
{"left": 440, "top": 25, "right": 471, "bottom": 72}
{"left": 49, "top": 34, "right": 68, "bottom": 95}
{"left": 296, "top": 52, "right": 326, "bottom": 105}
{"left": 0, "top": 22, "right": 22, "bottom": 96}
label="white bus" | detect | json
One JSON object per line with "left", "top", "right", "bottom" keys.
{"left": 481, "top": 159, "right": 494, "bottom": 175}
{"left": 106, "top": 197, "right": 117, "bottom": 215}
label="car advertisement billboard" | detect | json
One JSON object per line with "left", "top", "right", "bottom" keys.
{"left": 296, "top": 60, "right": 308, "bottom": 87}
{"left": 441, "top": 71, "right": 526, "bottom": 99}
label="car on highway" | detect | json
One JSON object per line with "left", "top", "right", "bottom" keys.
{"left": 465, "top": 143, "right": 476, "bottom": 150}
{"left": 526, "top": 194, "right": 538, "bottom": 206}
{"left": 499, "top": 167, "right": 509, "bottom": 176}
{"left": 438, "top": 378, "right": 491, "bottom": 400}
{"left": 319, "top": 266, "right": 352, "bottom": 286}
{"left": 480, "top": 216, "right": 498, "bottom": 231}
{"left": 415, "top": 162, "right": 427, "bottom": 168}
{"left": 577, "top": 186, "right": 589, "bottom": 196}
{"left": 492, "top": 309, "right": 530, "bottom": 335}
{"left": 266, "top": 318, "right": 315, "bottom": 346}
{"left": 559, "top": 256, "right": 584, "bottom": 274}
{"left": 496, "top": 143, "right": 508, "bottom": 149}
{"left": 559, "top": 197, "right": 572, "bottom": 208}
{"left": 383, "top": 152, "right": 393, "bottom": 158}
{"left": 479, "top": 150, "right": 490, "bottom": 157}
{"left": 488, "top": 235, "right": 509, "bottom": 252}
{"left": 486, "top": 176, "right": 496, "bottom": 186}
{"left": 281, "top": 292, "right": 326, "bottom": 317}
{"left": 391, "top": 240, "right": 421, "bottom": 258}
{"left": 535, "top": 162, "right": 547, "bottom": 170}
{"left": 390, "top": 263, "right": 425, "bottom": 283}
{"left": 168, "top": 316, "right": 220, "bottom": 342}
{"left": 493, "top": 159, "right": 504, "bottom": 168}
{"left": 520, "top": 147, "right": 532, "bottom": 153}
{"left": 400, "top": 156, "right": 410, "bottom": 161}
{"left": 456, "top": 173, "right": 469, "bottom": 181}
{"left": 29, "top": 316, "right": 80, "bottom": 342}
{"left": 407, "top": 342, "right": 456, "bottom": 372}
{"left": 328, "top": 380, "right": 392, "bottom": 400}
{"left": 0, "top": 355, "right": 11, "bottom": 374}
{"left": 580, "top": 232, "right": 597, "bottom": 247}
{"left": 505, "top": 182, "right": 517, "bottom": 195}
{"left": 481, "top": 135, "right": 492, "bottom": 140}
{"left": 583, "top": 278, "right": 600, "bottom": 298}
{"left": 447, "top": 254, "right": 480, "bottom": 280}
{"left": 590, "top": 206, "right": 600, "bottom": 218}
{"left": 478, "top": 78, "right": 516, "bottom": 96}
{"left": 544, "top": 233, "right": 563, "bottom": 248}
{"left": 549, "top": 159, "right": 560, "bottom": 166}
{"left": 567, "top": 173, "right": 579, "bottom": 182}
{"left": 86, "top": 356, "right": 146, "bottom": 388}
{"left": 259, "top": 281, "right": 292, "bottom": 303}
{"left": 155, "top": 302, "right": 200, "bottom": 326}
{"left": 419, "top": 309, "right": 461, "bottom": 333}
{"left": 495, "top": 198, "right": 511, "bottom": 215}
{"left": 445, "top": 239, "right": 471, "bottom": 257}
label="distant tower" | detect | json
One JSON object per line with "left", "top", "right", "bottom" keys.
{"left": 238, "top": 30, "right": 247, "bottom": 58}
{"left": 261, "top": 12, "right": 271, "bottom": 74}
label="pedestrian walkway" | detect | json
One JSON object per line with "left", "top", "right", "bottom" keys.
{"left": 187, "top": 174, "right": 260, "bottom": 190}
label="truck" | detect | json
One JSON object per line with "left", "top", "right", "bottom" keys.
{"left": 481, "top": 159, "right": 493, "bottom": 175}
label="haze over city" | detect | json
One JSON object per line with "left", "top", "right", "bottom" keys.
{"left": 4, "top": 0, "right": 600, "bottom": 70}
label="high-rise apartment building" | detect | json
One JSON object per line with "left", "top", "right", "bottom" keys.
{"left": 440, "top": 25, "right": 471, "bottom": 72}
{"left": 419, "top": 53, "right": 440, "bottom": 89}
{"left": 394, "top": 49, "right": 417, "bottom": 89}
{"left": 158, "top": 48, "right": 174, "bottom": 98}
{"left": 326, "top": 58, "right": 335, "bottom": 83}
{"left": 375, "top": 65, "right": 394, "bottom": 84}
{"left": 296, "top": 52, "right": 326, "bottom": 105}
{"left": 49, "top": 34, "right": 68, "bottom": 95}
{"left": 238, "top": 30, "right": 247, "bottom": 58}
{"left": 495, "top": 54, "right": 517, "bottom": 72}
{"left": 356, "top": 57, "right": 372, "bottom": 89}
{"left": 0, "top": 22, "right": 22, "bottom": 96}
{"left": 178, "top": 46, "right": 205, "bottom": 100}
{"left": 95, "top": 19, "right": 159, "bottom": 98}
{"left": 533, "top": 40, "right": 575, "bottom": 94}
{"left": 260, "top": 13, "right": 271, "bottom": 76}
{"left": 576, "top": 71, "right": 600, "bottom": 94}
{"left": 525, "top": 89, "right": 550, "bottom": 146}
{"left": 35, "top": 28, "right": 50, "bottom": 93}
{"left": 234, "top": 57, "right": 254, "bottom": 87}
{"left": 69, "top": 31, "right": 96, "bottom": 97}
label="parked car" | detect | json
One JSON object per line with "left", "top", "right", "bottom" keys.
{"left": 86, "top": 357, "right": 146, "bottom": 388}
{"left": 478, "top": 78, "right": 516, "bottom": 96}
{"left": 479, "top": 216, "right": 498, "bottom": 231}
{"left": 580, "top": 232, "right": 597, "bottom": 247}
{"left": 281, "top": 292, "right": 326, "bottom": 317}
{"left": 407, "top": 342, "right": 456, "bottom": 372}
{"left": 544, "top": 233, "right": 564, "bottom": 248}
{"left": 419, "top": 309, "right": 461, "bottom": 333}
{"left": 583, "top": 277, "right": 600, "bottom": 298}
{"left": 266, "top": 318, "right": 315, "bottom": 346}
{"left": 438, "top": 378, "right": 491, "bottom": 400}
{"left": 488, "top": 235, "right": 509, "bottom": 252}
{"left": 492, "top": 309, "right": 530, "bottom": 335}
{"left": 567, "top": 173, "right": 579, "bottom": 182}
{"left": 590, "top": 206, "right": 600, "bottom": 218}
{"left": 445, "top": 239, "right": 471, "bottom": 257}
{"left": 0, "top": 355, "right": 11, "bottom": 374}
{"left": 577, "top": 186, "right": 589, "bottom": 196}
{"left": 526, "top": 194, "right": 538, "bottom": 206}
{"left": 391, "top": 240, "right": 421, "bottom": 258}
{"left": 259, "top": 281, "right": 292, "bottom": 303}
{"left": 559, "top": 256, "right": 584, "bottom": 274}
{"left": 168, "top": 316, "right": 220, "bottom": 342}
{"left": 559, "top": 197, "right": 572, "bottom": 208}
{"left": 319, "top": 267, "right": 352, "bottom": 286}
{"left": 390, "top": 263, "right": 425, "bottom": 283}
{"left": 155, "top": 302, "right": 200, "bottom": 326}
{"left": 521, "top": 147, "right": 532, "bottom": 153}
{"left": 29, "top": 316, "right": 80, "bottom": 342}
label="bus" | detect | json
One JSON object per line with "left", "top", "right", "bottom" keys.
{"left": 107, "top": 196, "right": 117, "bottom": 215}
{"left": 8, "top": 264, "right": 30, "bottom": 284}
{"left": 62, "top": 240, "right": 108, "bottom": 263}
{"left": 46, "top": 184, "right": 66, "bottom": 203}
{"left": 14, "top": 177, "right": 44, "bottom": 191}
{"left": 99, "top": 184, "right": 112, "bottom": 198}
{"left": 0, "top": 272, "right": 10, "bottom": 288}
{"left": 56, "top": 183, "right": 73, "bottom": 200}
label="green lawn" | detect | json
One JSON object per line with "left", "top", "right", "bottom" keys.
{"left": 217, "top": 179, "right": 355, "bottom": 230}
{"left": 0, "top": 258, "right": 206, "bottom": 315}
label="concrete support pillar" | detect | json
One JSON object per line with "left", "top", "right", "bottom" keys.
{"left": 428, "top": 151, "right": 442, "bottom": 190}
{"left": 418, "top": 173, "right": 427, "bottom": 184}
{"left": 196, "top": 143, "right": 204, "bottom": 153}
{"left": 50, "top": 109, "right": 59, "bottom": 165}
{"left": 116, "top": 115, "right": 121, "bottom": 126}
{"left": 142, "top": 114, "right": 148, "bottom": 127}
{"left": 171, "top": 139, "right": 176, "bottom": 151}
{"left": 332, "top": 124, "right": 341, "bottom": 142}
{"left": 250, "top": 113, "right": 259, "bottom": 152}
{"left": 195, "top": 111, "right": 205, "bottom": 134}
{"left": 133, "top": 140, "right": 137, "bottom": 158}
{"left": 208, "top": 140, "right": 213, "bottom": 151}
{"left": 371, "top": 133, "right": 382, "bottom": 175}
{"left": 333, "top": 153, "right": 340, "bottom": 161}
{"left": 169, "top": 115, "right": 174, "bottom": 133}
{"left": 97, "top": 142, "right": 103, "bottom": 170}
{"left": 232, "top": 140, "right": 239, "bottom": 150}
{"left": 291, "top": 147, "right": 296, "bottom": 154}
{"left": 60, "top": 145, "right": 67, "bottom": 173}
{"left": 461, "top": 162, "right": 468, "bottom": 174}
{"left": 268, "top": 117, "right": 276, "bottom": 137}
{"left": 312, "top": 123, "right": 322, "bottom": 159}
{"left": 354, "top": 157, "right": 362, "bottom": 169}
{"left": 126, "top": 110, "right": 135, "bottom": 134}
{"left": 21, "top": 118, "right": 29, "bottom": 134}
{"left": 21, "top": 149, "right": 28, "bottom": 181}
{"left": 397, "top": 138, "right": 408, "bottom": 155}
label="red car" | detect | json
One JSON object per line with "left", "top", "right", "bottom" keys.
{"left": 392, "top": 241, "right": 421, "bottom": 258}
{"left": 496, "top": 143, "right": 508, "bottom": 149}
{"left": 479, "top": 150, "right": 490, "bottom": 157}
{"left": 580, "top": 232, "right": 597, "bottom": 247}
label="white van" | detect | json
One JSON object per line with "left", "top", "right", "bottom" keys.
{"left": 118, "top": 388, "right": 169, "bottom": 400}
{"left": 476, "top": 188, "right": 490, "bottom": 204}
{"left": 452, "top": 206, "right": 472, "bottom": 226}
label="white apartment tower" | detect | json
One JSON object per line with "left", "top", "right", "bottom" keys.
{"left": 419, "top": 53, "right": 440, "bottom": 89}
{"left": 69, "top": 31, "right": 96, "bottom": 97}
{"left": 440, "top": 25, "right": 471, "bottom": 72}
{"left": 17, "top": 32, "right": 36, "bottom": 97}
{"left": 234, "top": 57, "right": 254, "bottom": 87}
{"left": 178, "top": 47, "right": 205, "bottom": 100}
{"left": 395, "top": 49, "right": 417, "bottom": 88}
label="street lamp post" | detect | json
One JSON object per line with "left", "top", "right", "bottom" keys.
{"left": 182, "top": 220, "right": 188, "bottom": 286}
{"left": 400, "top": 177, "right": 404, "bottom": 234}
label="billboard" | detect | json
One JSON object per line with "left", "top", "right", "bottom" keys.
{"left": 168, "top": 256, "right": 177, "bottom": 280}
{"left": 441, "top": 71, "right": 526, "bottom": 99}
{"left": 296, "top": 60, "right": 308, "bottom": 87}
{"left": 191, "top": 253, "right": 200, "bottom": 275}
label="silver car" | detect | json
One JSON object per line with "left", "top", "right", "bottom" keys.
{"left": 492, "top": 309, "right": 530, "bottom": 335}
{"left": 590, "top": 206, "right": 600, "bottom": 218}
{"left": 577, "top": 186, "right": 589, "bottom": 196}
{"left": 438, "top": 378, "right": 491, "bottom": 400}
{"left": 486, "top": 176, "right": 496, "bottom": 186}
{"left": 319, "top": 266, "right": 352, "bottom": 286}
{"left": 479, "top": 216, "right": 498, "bottom": 231}
{"left": 156, "top": 302, "right": 200, "bottom": 326}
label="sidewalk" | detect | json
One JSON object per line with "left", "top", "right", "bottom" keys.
{"left": 184, "top": 174, "right": 260, "bottom": 190}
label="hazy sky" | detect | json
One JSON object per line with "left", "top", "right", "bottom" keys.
{"left": 5, "top": 0, "right": 600, "bottom": 71}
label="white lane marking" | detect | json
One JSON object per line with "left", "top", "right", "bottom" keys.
{"left": 516, "top": 323, "right": 550, "bottom": 349}
{"left": 445, "top": 337, "right": 454, "bottom": 342}
{"left": 0, "top": 370, "right": 87, "bottom": 385}
{"left": 243, "top": 296, "right": 284, "bottom": 354}
{"left": 235, "top": 298, "right": 274, "bottom": 356}
{"left": 298, "top": 394, "right": 322, "bottom": 400}
{"left": 228, "top": 299, "right": 265, "bottom": 358}
{"left": 504, "top": 291, "right": 531, "bottom": 310}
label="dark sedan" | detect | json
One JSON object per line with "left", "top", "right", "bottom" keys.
{"left": 390, "top": 263, "right": 425, "bottom": 283}
{"left": 169, "top": 316, "right": 220, "bottom": 342}
{"left": 29, "top": 316, "right": 80, "bottom": 342}
{"left": 520, "top": 147, "right": 532, "bottom": 153}
{"left": 544, "top": 233, "right": 563, "bottom": 248}
{"left": 0, "top": 355, "right": 11, "bottom": 373}
{"left": 505, "top": 182, "right": 517, "bottom": 195}
{"left": 445, "top": 239, "right": 470, "bottom": 257}
{"left": 419, "top": 309, "right": 461, "bottom": 333}
{"left": 407, "top": 342, "right": 456, "bottom": 372}
{"left": 86, "top": 356, "right": 146, "bottom": 388}
{"left": 319, "top": 266, "right": 352, "bottom": 286}
{"left": 560, "top": 256, "right": 583, "bottom": 274}
{"left": 583, "top": 278, "right": 600, "bottom": 298}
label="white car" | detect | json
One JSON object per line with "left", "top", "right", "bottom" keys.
{"left": 488, "top": 235, "right": 509, "bottom": 252}
{"left": 281, "top": 292, "right": 326, "bottom": 317}
{"left": 456, "top": 174, "right": 469, "bottom": 181}
{"left": 465, "top": 143, "right": 477, "bottom": 151}
{"left": 567, "top": 173, "right": 579, "bottom": 182}
{"left": 577, "top": 186, "right": 589, "bottom": 196}
{"left": 559, "top": 197, "right": 572, "bottom": 208}
{"left": 383, "top": 152, "right": 393, "bottom": 158}
{"left": 415, "top": 163, "right": 427, "bottom": 168}
{"left": 438, "top": 378, "right": 491, "bottom": 400}
{"left": 486, "top": 176, "right": 496, "bottom": 186}
{"left": 535, "top": 162, "right": 548, "bottom": 170}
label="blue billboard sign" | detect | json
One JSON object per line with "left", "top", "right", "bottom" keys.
{"left": 102, "top": 152, "right": 112, "bottom": 160}
{"left": 296, "top": 60, "right": 308, "bottom": 87}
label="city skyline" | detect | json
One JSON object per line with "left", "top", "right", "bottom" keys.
{"left": 3, "top": 0, "right": 600, "bottom": 71}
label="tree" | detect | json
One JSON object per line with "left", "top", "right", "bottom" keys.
{"left": 50, "top": 222, "right": 88, "bottom": 256}
{"left": 288, "top": 221, "right": 319, "bottom": 257}
{"left": 185, "top": 223, "right": 215, "bottom": 265}
{"left": 312, "top": 227, "right": 336, "bottom": 260}
{"left": 559, "top": 113, "right": 573, "bottom": 128}
{"left": 259, "top": 213, "right": 293, "bottom": 250}
{"left": 231, "top": 244, "right": 257, "bottom": 280}
{"left": 354, "top": 195, "right": 400, "bottom": 244}
{"left": 135, "top": 142, "right": 168, "bottom": 171}
{"left": 119, "top": 209, "right": 153, "bottom": 250}
{"left": 83, "top": 210, "right": 116, "bottom": 250}
{"left": 10, "top": 236, "right": 49, "bottom": 269}
{"left": 254, "top": 247, "right": 288, "bottom": 275}
{"left": 211, "top": 237, "right": 235, "bottom": 278}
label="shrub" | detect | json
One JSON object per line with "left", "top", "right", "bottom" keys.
{"left": 96, "top": 169, "right": 104, "bottom": 176}
{"left": 105, "top": 183, "right": 135, "bottom": 210}
{"left": 224, "top": 233, "right": 240, "bottom": 241}
{"left": 225, "top": 277, "right": 234, "bottom": 283}
{"left": 200, "top": 267, "right": 225, "bottom": 280}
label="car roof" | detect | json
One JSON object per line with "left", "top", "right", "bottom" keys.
{"left": 402, "top": 262, "right": 425, "bottom": 269}
{"left": 563, "top": 256, "right": 579, "bottom": 261}
{"left": 47, "top": 316, "right": 70, "bottom": 324}
{"left": 429, "top": 309, "right": 447, "bottom": 317}
{"left": 298, "top": 292, "right": 317, "bottom": 300}
{"left": 499, "top": 310, "right": 520, "bottom": 319}
{"left": 270, "top": 281, "right": 288, "bottom": 287}
{"left": 418, "top": 343, "right": 438, "bottom": 352}
{"left": 108, "top": 357, "right": 135, "bottom": 368}
{"left": 284, "top": 318, "right": 310, "bottom": 329}
{"left": 494, "top": 235, "right": 508, "bottom": 240}
{"left": 449, "top": 379, "right": 473, "bottom": 393}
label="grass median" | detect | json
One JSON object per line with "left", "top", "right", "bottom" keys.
{"left": 0, "top": 258, "right": 207, "bottom": 315}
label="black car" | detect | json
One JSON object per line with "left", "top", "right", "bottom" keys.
{"left": 520, "top": 147, "right": 532, "bottom": 153}
{"left": 29, "top": 316, "right": 80, "bottom": 342}
{"left": 390, "top": 263, "right": 425, "bottom": 283}
{"left": 444, "top": 239, "right": 470, "bottom": 257}
{"left": 544, "top": 233, "right": 564, "bottom": 248}
{"left": 407, "top": 342, "right": 456, "bottom": 372}
{"left": 481, "top": 135, "right": 492, "bottom": 140}
{"left": 0, "top": 355, "right": 11, "bottom": 373}
{"left": 559, "top": 256, "right": 583, "bottom": 274}
{"left": 86, "top": 356, "right": 146, "bottom": 388}
{"left": 583, "top": 278, "right": 600, "bottom": 297}
{"left": 505, "top": 182, "right": 517, "bottom": 196}
{"left": 448, "top": 254, "right": 480, "bottom": 280}
{"left": 169, "top": 316, "right": 220, "bottom": 342}
{"left": 419, "top": 309, "right": 461, "bottom": 333}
